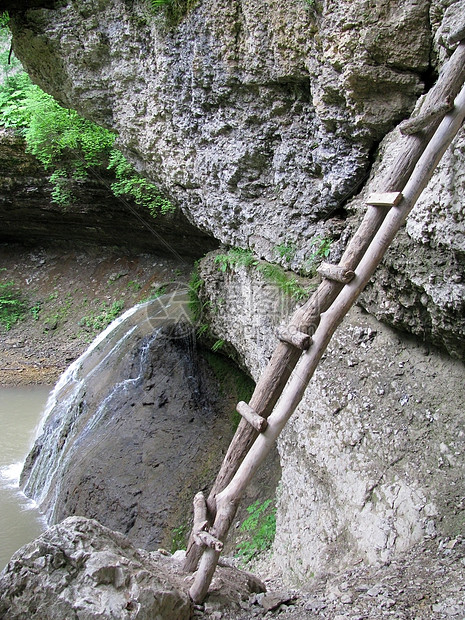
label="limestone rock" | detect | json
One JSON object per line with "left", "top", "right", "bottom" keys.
{"left": 354, "top": 124, "right": 465, "bottom": 360}
{"left": 0, "top": 516, "right": 268, "bottom": 620}
{"left": 0, "top": 516, "right": 192, "bottom": 620}
{"left": 6, "top": 0, "right": 429, "bottom": 255}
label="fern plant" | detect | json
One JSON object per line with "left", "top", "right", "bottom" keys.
{"left": 108, "top": 150, "right": 175, "bottom": 216}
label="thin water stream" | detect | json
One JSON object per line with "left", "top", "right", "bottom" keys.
{"left": 0, "top": 385, "right": 50, "bottom": 571}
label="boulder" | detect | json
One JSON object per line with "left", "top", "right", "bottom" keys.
{"left": 0, "top": 516, "right": 192, "bottom": 620}
{"left": 0, "top": 515, "right": 266, "bottom": 620}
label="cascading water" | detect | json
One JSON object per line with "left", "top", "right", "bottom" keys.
{"left": 19, "top": 288, "right": 216, "bottom": 548}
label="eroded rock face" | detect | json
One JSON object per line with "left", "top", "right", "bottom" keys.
{"left": 0, "top": 516, "right": 192, "bottom": 620}
{"left": 357, "top": 127, "right": 465, "bottom": 359}
{"left": 3, "top": 0, "right": 465, "bottom": 589}
{"left": 197, "top": 257, "right": 465, "bottom": 582}
{"left": 7, "top": 0, "right": 429, "bottom": 257}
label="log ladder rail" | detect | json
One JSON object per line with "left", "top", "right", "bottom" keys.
{"left": 184, "top": 41, "right": 465, "bottom": 604}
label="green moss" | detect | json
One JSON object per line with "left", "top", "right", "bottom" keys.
{"left": 0, "top": 280, "right": 28, "bottom": 330}
{"left": 213, "top": 247, "right": 317, "bottom": 301}
{"left": 188, "top": 262, "right": 204, "bottom": 324}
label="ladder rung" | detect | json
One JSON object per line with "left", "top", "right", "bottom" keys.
{"left": 236, "top": 401, "right": 268, "bottom": 433}
{"left": 399, "top": 101, "right": 453, "bottom": 135}
{"left": 366, "top": 191, "right": 403, "bottom": 207}
{"left": 317, "top": 262, "right": 355, "bottom": 284}
{"left": 277, "top": 327, "right": 312, "bottom": 350}
{"left": 194, "top": 530, "right": 224, "bottom": 552}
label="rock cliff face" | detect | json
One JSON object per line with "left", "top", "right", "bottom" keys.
{"left": 6, "top": 0, "right": 429, "bottom": 252}
{"left": 4, "top": 0, "right": 464, "bottom": 357}
{"left": 3, "top": 0, "right": 465, "bottom": 587}
{"left": 197, "top": 255, "right": 465, "bottom": 581}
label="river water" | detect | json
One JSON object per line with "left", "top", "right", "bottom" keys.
{"left": 0, "top": 385, "right": 50, "bottom": 571}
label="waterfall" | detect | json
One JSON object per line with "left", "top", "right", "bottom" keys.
{"left": 20, "top": 289, "right": 193, "bottom": 527}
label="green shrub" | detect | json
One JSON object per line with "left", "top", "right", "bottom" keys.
{"left": 236, "top": 499, "right": 276, "bottom": 564}
{"left": 0, "top": 52, "right": 173, "bottom": 214}
{"left": 0, "top": 281, "right": 28, "bottom": 330}
{"left": 80, "top": 300, "right": 125, "bottom": 332}
{"left": 108, "top": 150, "right": 174, "bottom": 216}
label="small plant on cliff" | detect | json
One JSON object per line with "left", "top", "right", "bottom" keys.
{"left": 107, "top": 150, "right": 174, "bottom": 215}
{"left": 0, "top": 280, "right": 28, "bottom": 330}
{"left": 79, "top": 300, "right": 125, "bottom": 333}
{"left": 236, "top": 499, "right": 276, "bottom": 564}
{"left": 274, "top": 242, "right": 297, "bottom": 265}
{"left": 214, "top": 248, "right": 315, "bottom": 301}
{"left": 188, "top": 262, "right": 205, "bottom": 324}
{"left": 0, "top": 11, "right": 9, "bottom": 29}
{"left": 214, "top": 248, "right": 258, "bottom": 273}
{"left": 301, "top": 234, "right": 332, "bottom": 276}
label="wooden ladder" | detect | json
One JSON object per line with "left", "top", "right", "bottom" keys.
{"left": 184, "top": 42, "right": 465, "bottom": 603}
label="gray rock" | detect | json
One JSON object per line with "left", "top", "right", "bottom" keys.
{"left": 7, "top": 0, "right": 429, "bottom": 255}
{"left": 0, "top": 516, "right": 192, "bottom": 620}
{"left": 0, "top": 516, "right": 267, "bottom": 620}
{"left": 0, "top": 128, "right": 215, "bottom": 257}
{"left": 20, "top": 304, "right": 249, "bottom": 552}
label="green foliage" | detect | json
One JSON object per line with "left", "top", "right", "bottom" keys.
{"left": 0, "top": 71, "right": 34, "bottom": 128}
{"left": 188, "top": 262, "right": 206, "bottom": 325}
{"left": 302, "top": 235, "right": 332, "bottom": 276}
{"left": 0, "top": 56, "right": 173, "bottom": 214}
{"left": 140, "top": 284, "right": 167, "bottom": 302}
{"left": 107, "top": 150, "right": 175, "bottom": 217}
{"left": 126, "top": 280, "right": 142, "bottom": 292}
{"left": 170, "top": 523, "right": 187, "bottom": 554}
{"left": 257, "top": 262, "right": 312, "bottom": 301}
{"left": 214, "top": 248, "right": 258, "bottom": 273}
{"left": 0, "top": 11, "right": 9, "bottom": 29}
{"left": 80, "top": 300, "right": 125, "bottom": 332}
{"left": 214, "top": 248, "right": 315, "bottom": 301}
{"left": 0, "top": 69, "right": 115, "bottom": 205}
{"left": 274, "top": 242, "right": 297, "bottom": 264}
{"left": 30, "top": 301, "right": 42, "bottom": 321}
{"left": 236, "top": 499, "right": 276, "bottom": 564}
{"left": 0, "top": 280, "right": 27, "bottom": 330}
{"left": 211, "top": 338, "right": 225, "bottom": 352}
